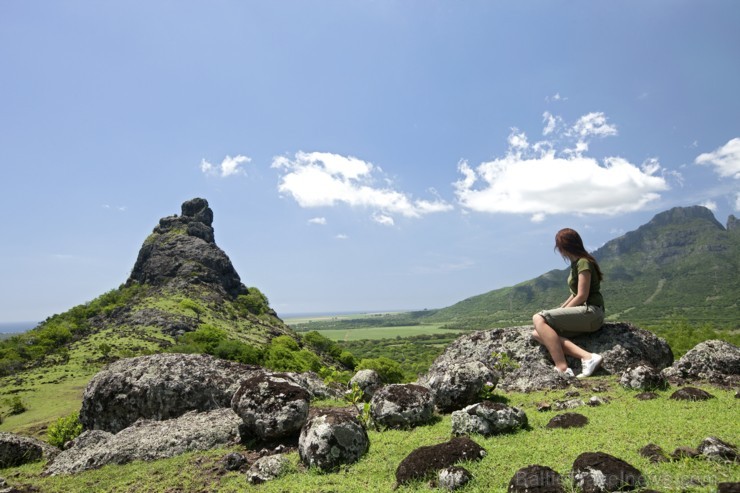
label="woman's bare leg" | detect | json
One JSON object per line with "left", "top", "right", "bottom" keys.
{"left": 560, "top": 337, "right": 592, "bottom": 361}
{"left": 532, "top": 314, "right": 568, "bottom": 371}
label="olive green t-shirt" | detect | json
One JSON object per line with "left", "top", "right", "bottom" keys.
{"left": 568, "top": 258, "right": 604, "bottom": 309}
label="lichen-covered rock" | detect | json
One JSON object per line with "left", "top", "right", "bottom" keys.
{"left": 0, "top": 432, "right": 59, "bottom": 468}
{"left": 546, "top": 413, "right": 588, "bottom": 429}
{"left": 419, "top": 360, "right": 498, "bottom": 413}
{"left": 424, "top": 323, "right": 672, "bottom": 392}
{"left": 286, "top": 371, "right": 343, "bottom": 400}
{"left": 438, "top": 466, "right": 472, "bottom": 491}
{"left": 395, "top": 437, "right": 486, "bottom": 485}
{"left": 572, "top": 452, "right": 645, "bottom": 493}
{"left": 348, "top": 369, "right": 382, "bottom": 402}
{"left": 620, "top": 365, "right": 669, "bottom": 391}
{"left": 553, "top": 399, "right": 586, "bottom": 411}
{"left": 451, "top": 402, "right": 527, "bottom": 436}
{"left": 698, "top": 436, "right": 737, "bottom": 462}
{"left": 298, "top": 408, "right": 369, "bottom": 471}
{"left": 246, "top": 454, "right": 291, "bottom": 484}
{"left": 44, "top": 408, "right": 241, "bottom": 475}
{"left": 508, "top": 464, "right": 565, "bottom": 493}
{"left": 220, "top": 452, "right": 247, "bottom": 471}
{"left": 231, "top": 372, "right": 310, "bottom": 440}
{"left": 80, "top": 353, "right": 258, "bottom": 433}
{"left": 662, "top": 340, "right": 740, "bottom": 385}
{"left": 669, "top": 387, "right": 714, "bottom": 401}
{"left": 370, "top": 384, "right": 435, "bottom": 429}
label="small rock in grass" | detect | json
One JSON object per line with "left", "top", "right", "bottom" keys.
{"left": 718, "top": 482, "right": 740, "bottom": 493}
{"left": 669, "top": 387, "right": 714, "bottom": 401}
{"left": 572, "top": 452, "right": 645, "bottom": 493}
{"left": 438, "top": 466, "right": 472, "bottom": 491}
{"left": 697, "top": 436, "right": 738, "bottom": 462}
{"left": 670, "top": 446, "right": 700, "bottom": 460}
{"left": 634, "top": 392, "right": 659, "bottom": 401}
{"left": 246, "top": 454, "right": 290, "bottom": 485}
{"left": 553, "top": 399, "right": 585, "bottom": 410}
{"left": 546, "top": 413, "right": 588, "bottom": 429}
{"left": 536, "top": 402, "right": 552, "bottom": 412}
{"left": 639, "top": 444, "right": 669, "bottom": 463}
{"left": 395, "top": 436, "right": 486, "bottom": 485}
{"left": 508, "top": 464, "right": 565, "bottom": 493}
{"left": 587, "top": 396, "right": 607, "bottom": 407}
{"left": 220, "top": 452, "right": 247, "bottom": 471}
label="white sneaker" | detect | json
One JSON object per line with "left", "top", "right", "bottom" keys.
{"left": 555, "top": 367, "right": 575, "bottom": 378}
{"left": 577, "top": 354, "right": 603, "bottom": 378}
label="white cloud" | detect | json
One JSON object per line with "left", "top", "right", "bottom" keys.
{"left": 308, "top": 217, "right": 327, "bottom": 225}
{"left": 545, "top": 92, "right": 568, "bottom": 103}
{"left": 201, "top": 154, "right": 251, "bottom": 178}
{"left": 272, "top": 151, "right": 453, "bottom": 221}
{"left": 454, "top": 112, "right": 669, "bottom": 221}
{"left": 542, "top": 112, "right": 563, "bottom": 136}
{"left": 695, "top": 137, "right": 740, "bottom": 179}
{"left": 735, "top": 193, "right": 740, "bottom": 212}
{"left": 372, "top": 213, "right": 395, "bottom": 226}
{"left": 700, "top": 200, "right": 718, "bottom": 211}
{"left": 335, "top": 234, "right": 349, "bottom": 240}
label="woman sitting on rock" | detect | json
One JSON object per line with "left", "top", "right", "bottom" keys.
{"left": 532, "top": 228, "right": 604, "bottom": 378}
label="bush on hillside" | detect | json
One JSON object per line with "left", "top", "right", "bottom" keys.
{"left": 237, "top": 287, "right": 270, "bottom": 316}
{"left": 301, "top": 331, "right": 342, "bottom": 358}
{"left": 47, "top": 412, "right": 83, "bottom": 448}
{"left": 356, "top": 356, "right": 405, "bottom": 384}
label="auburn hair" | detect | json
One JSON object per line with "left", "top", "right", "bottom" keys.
{"left": 554, "top": 228, "right": 603, "bottom": 281}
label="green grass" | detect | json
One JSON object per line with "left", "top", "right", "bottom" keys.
{"left": 2, "top": 379, "right": 738, "bottom": 492}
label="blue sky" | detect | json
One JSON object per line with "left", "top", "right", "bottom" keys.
{"left": 1, "top": 1, "right": 739, "bottom": 323}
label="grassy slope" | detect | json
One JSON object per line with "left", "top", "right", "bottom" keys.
{"left": 2, "top": 379, "right": 738, "bottom": 492}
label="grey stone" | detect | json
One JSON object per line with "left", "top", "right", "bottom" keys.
{"left": 395, "top": 437, "right": 486, "bottom": 485}
{"left": 508, "top": 464, "right": 565, "bottom": 493}
{"left": 0, "top": 432, "right": 59, "bottom": 468}
{"left": 298, "top": 408, "right": 369, "bottom": 471}
{"left": 438, "top": 466, "right": 472, "bottom": 490}
{"left": 231, "top": 372, "right": 310, "bottom": 440}
{"left": 698, "top": 436, "right": 737, "bottom": 462}
{"left": 246, "top": 454, "right": 291, "bottom": 484}
{"left": 44, "top": 408, "right": 241, "bottom": 475}
{"left": 553, "top": 398, "right": 586, "bottom": 411}
{"left": 80, "top": 353, "right": 258, "bottom": 433}
{"left": 287, "top": 371, "right": 343, "bottom": 400}
{"left": 620, "top": 365, "right": 669, "bottom": 391}
{"left": 348, "top": 369, "right": 382, "bottom": 401}
{"left": 572, "top": 452, "right": 645, "bottom": 493}
{"left": 370, "top": 384, "right": 435, "bottom": 429}
{"left": 451, "top": 401, "right": 527, "bottom": 436}
{"left": 423, "top": 323, "right": 673, "bottom": 392}
{"left": 419, "top": 360, "right": 497, "bottom": 412}
{"left": 220, "top": 452, "right": 247, "bottom": 471}
{"left": 662, "top": 340, "right": 740, "bottom": 385}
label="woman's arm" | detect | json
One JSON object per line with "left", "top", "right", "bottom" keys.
{"left": 560, "top": 294, "right": 574, "bottom": 307}
{"left": 563, "top": 271, "right": 591, "bottom": 307}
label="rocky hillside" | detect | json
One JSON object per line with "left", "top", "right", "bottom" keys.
{"left": 424, "top": 206, "right": 740, "bottom": 330}
{"left": 0, "top": 198, "right": 318, "bottom": 376}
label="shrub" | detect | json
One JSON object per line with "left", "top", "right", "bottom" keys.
{"left": 8, "top": 396, "right": 27, "bottom": 415}
{"left": 302, "top": 331, "right": 342, "bottom": 358}
{"left": 47, "top": 412, "right": 83, "bottom": 448}
{"left": 356, "top": 357, "right": 405, "bottom": 384}
{"left": 238, "top": 287, "right": 270, "bottom": 316}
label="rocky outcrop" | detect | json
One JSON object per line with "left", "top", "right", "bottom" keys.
{"left": 620, "top": 365, "right": 668, "bottom": 391}
{"left": 127, "top": 198, "right": 249, "bottom": 299}
{"left": 424, "top": 323, "right": 673, "bottom": 392}
{"left": 419, "top": 360, "right": 497, "bottom": 413}
{"left": 572, "top": 452, "right": 645, "bottom": 493}
{"left": 298, "top": 408, "right": 369, "bottom": 471}
{"left": 370, "top": 384, "right": 435, "bottom": 429}
{"left": 662, "top": 340, "right": 740, "bottom": 385}
{"left": 0, "top": 432, "right": 59, "bottom": 468}
{"left": 395, "top": 437, "right": 486, "bottom": 485}
{"left": 44, "top": 408, "right": 241, "bottom": 475}
{"left": 80, "top": 353, "right": 258, "bottom": 433}
{"left": 231, "top": 372, "right": 310, "bottom": 440}
{"left": 450, "top": 402, "right": 527, "bottom": 436}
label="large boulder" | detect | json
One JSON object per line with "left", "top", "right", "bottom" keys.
{"left": 298, "top": 408, "right": 369, "bottom": 471}
{"left": 508, "top": 464, "right": 565, "bottom": 493}
{"left": 231, "top": 372, "right": 310, "bottom": 440}
{"left": 450, "top": 402, "right": 527, "bottom": 436}
{"left": 80, "top": 353, "right": 258, "bottom": 433}
{"left": 395, "top": 436, "right": 486, "bottom": 485}
{"left": 44, "top": 408, "right": 241, "bottom": 475}
{"left": 419, "top": 361, "right": 497, "bottom": 413}
{"left": 424, "top": 323, "right": 673, "bottom": 392}
{"left": 662, "top": 340, "right": 740, "bottom": 385}
{"left": 370, "top": 384, "right": 435, "bottom": 429}
{"left": 348, "top": 369, "right": 382, "bottom": 402}
{"left": 0, "top": 432, "right": 59, "bottom": 468}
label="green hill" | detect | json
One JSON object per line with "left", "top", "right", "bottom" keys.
{"left": 424, "top": 206, "right": 740, "bottom": 330}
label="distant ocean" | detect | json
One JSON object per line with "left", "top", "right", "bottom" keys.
{"left": 0, "top": 321, "right": 39, "bottom": 334}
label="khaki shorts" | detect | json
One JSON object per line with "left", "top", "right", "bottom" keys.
{"left": 536, "top": 304, "right": 604, "bottom": 338}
